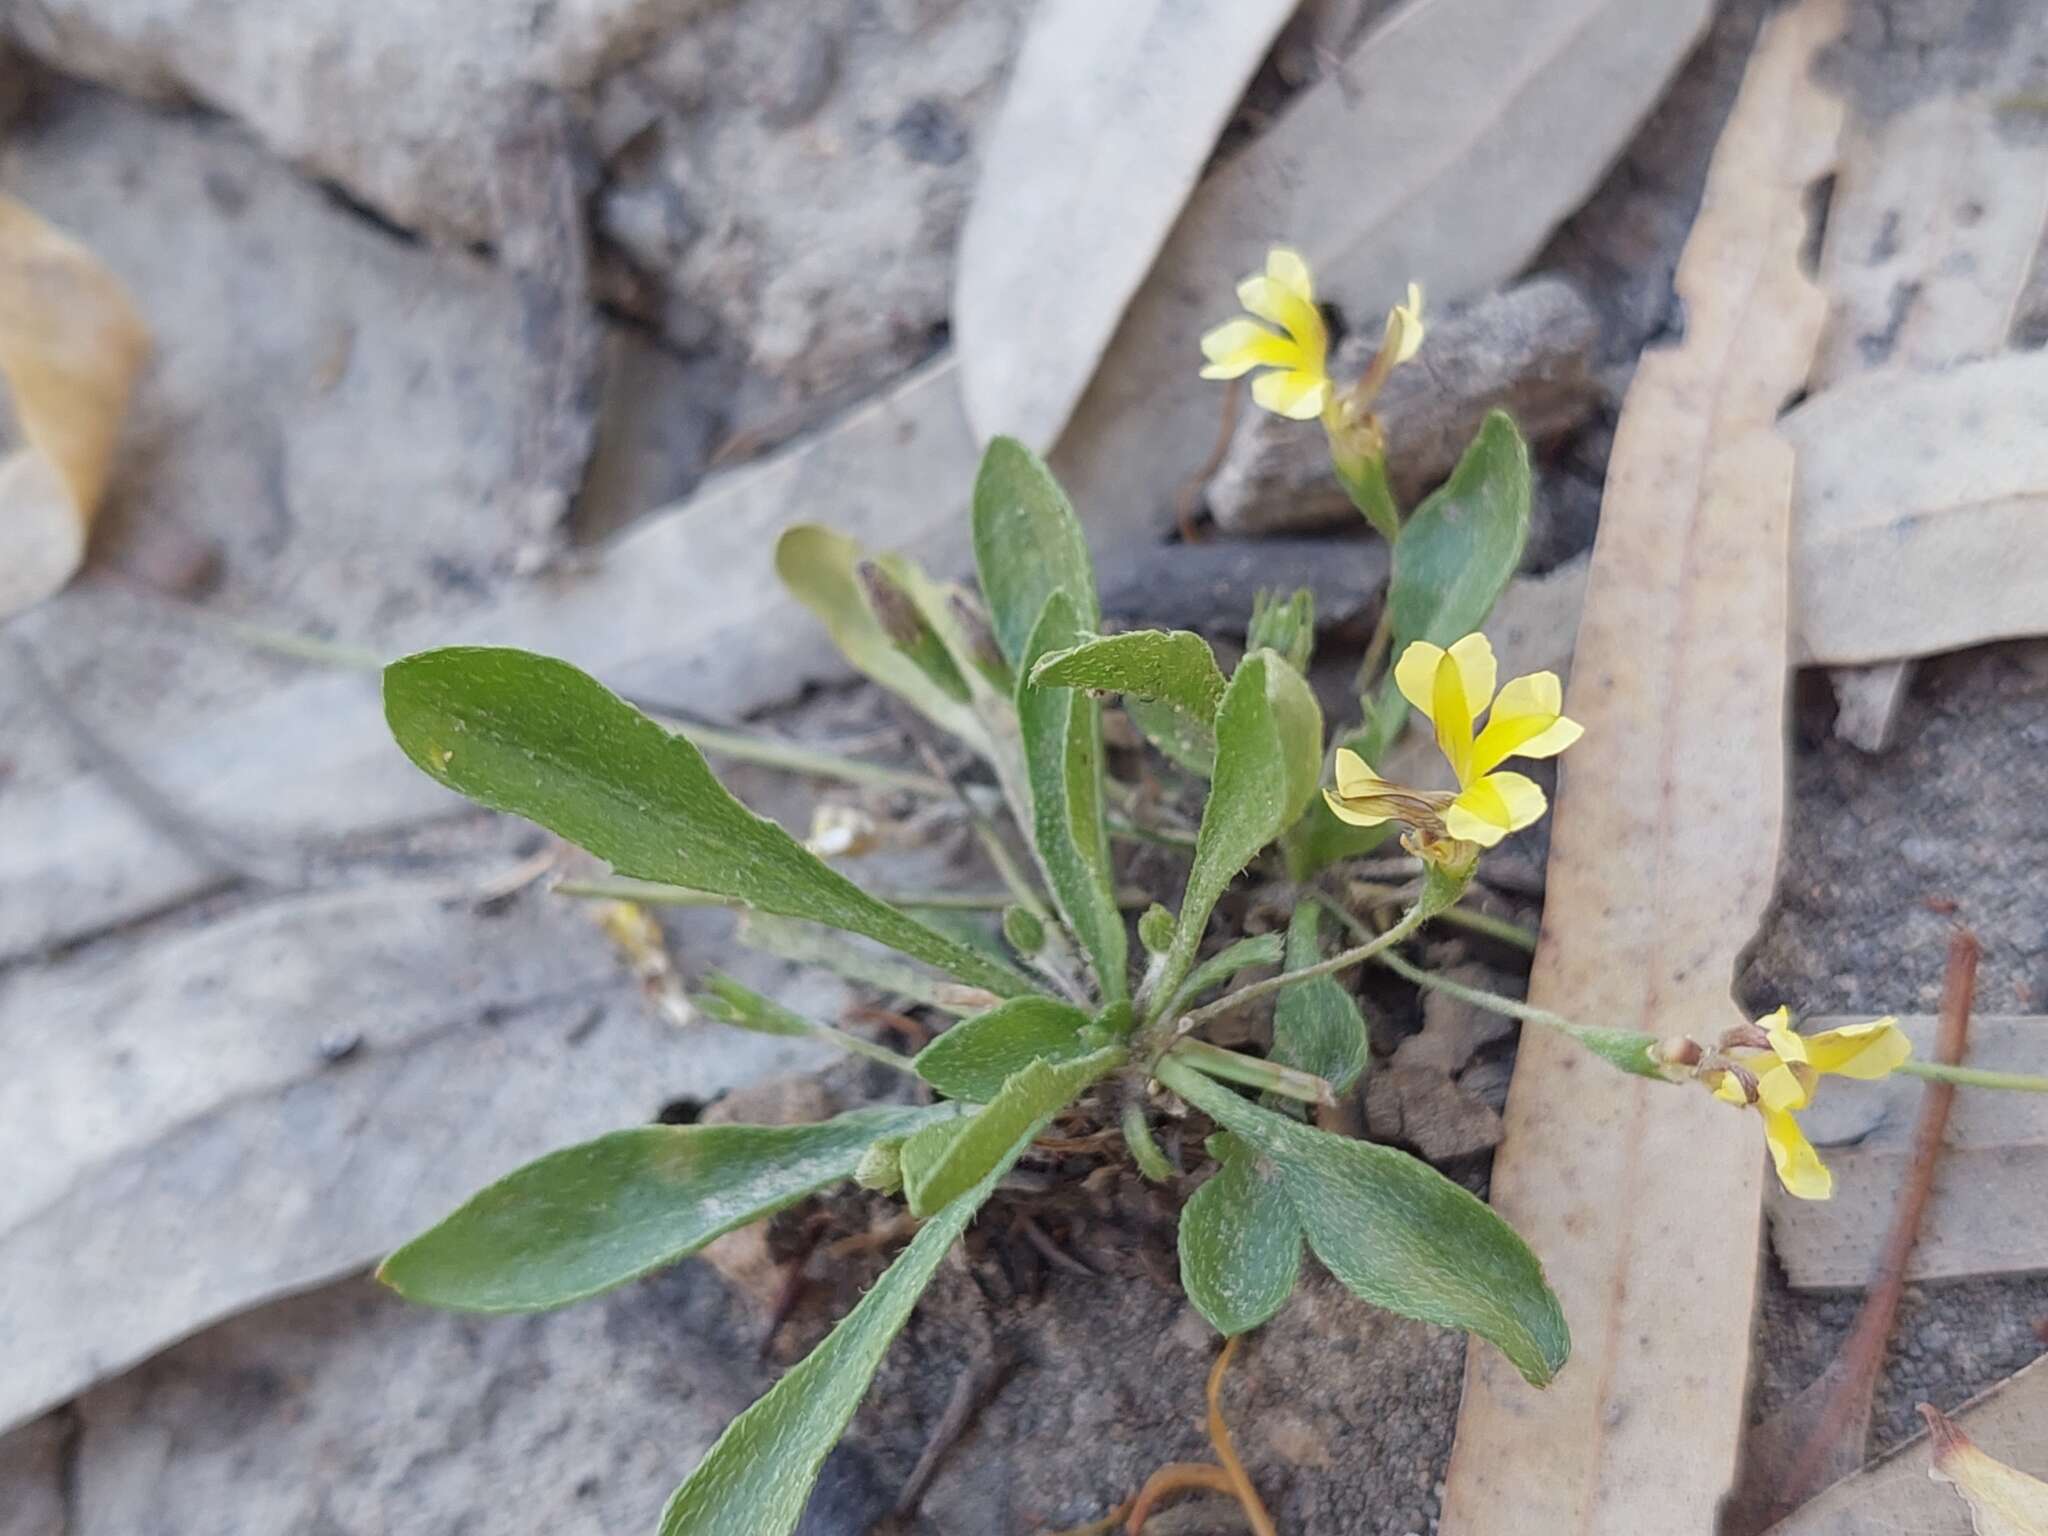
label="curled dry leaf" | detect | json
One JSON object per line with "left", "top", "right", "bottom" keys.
{"left": 1923, "top": 1402, "right": 2048, "bottom": 1536}
{"left": 0, "top": 193, "right": 149, "bottom": 618}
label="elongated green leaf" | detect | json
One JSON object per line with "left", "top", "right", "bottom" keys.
{"left": 385, "top": 648, "right": 1029, "bottom": 1000}
{"left": 690, "top": 971, "right": 812, "bottom": 1036}
{"left": 914, "top": 996, "right": 1094, "bottom": 1103}
{"left": 1125, "top": 693, "right": 1216, "bottom": 775}
{"left": 1269, "top": 904, "right": 1369, "bottom": 1095}
{"left": 1179, "top": 1132, "right": 1302, "bottom": 1337}
{"left": 973, "top": 436, "right": 1099, "bottom": 666}
{"left": 1018, "top": 595, "right": 1128, "bottom": 1002}
{"left": 1161, "top": 1059, "right": 1568, "bottom": 1387}
{"left": 656, "top": 1083, "right": 1065, "bottom": 1536}
{"left": 1029, "top": 629, "right": 1227, "bottom": 723}
{"left": 1362, "top": 411, "right": 1531, "bottom": 748}
{"left": 902, "top": 1046, "right": 1123, "bottom": 1217}
{"left": 775, "top": 525, "right": 992, "bottom": 752}
{"left": 1153, "top": 652, "right": 1322, "bottom": 1010}
{"left": 1164, "top": 932, "right": 1285, "bottom": 1020}
{"left": 379, "top": 1105, "right": 949, "bottom": 1313}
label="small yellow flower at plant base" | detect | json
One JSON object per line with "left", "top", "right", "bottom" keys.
{"left": 1321, "top": 633, "right": 1583, "bottom": 848}
{"left": 1198, "top": 246, "right": 1331, "bottom": 420}
{"left": 1706, "top": 1008, "right": 1913, "bottom": 1200}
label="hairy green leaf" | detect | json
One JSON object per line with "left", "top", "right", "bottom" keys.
{"left": 690, "top": 971, "right": 813, "bottom": 1036}
{"left": 1125, "top": 693, "right": 1216, "bottom": 775}
{"left": 1363, "top": 410, "right": 1531, "bottom": 748}
{"left": 655, "top": 1083, "right": 1067, "bottom": 1536}
{"left": 1161, "top": 1059, "right": 1569, "bottom": 1387}
{"left": 972, "top": 436, "right": 1099, "bottom": 666}
{"left": 902, "top": 1046, "right": 1123, "bottom": 1217}
{"left": 1164, "top": 932, "right": 1286, "bottom": 1020}
{"left": 913, "top": 996, "right": 1095, "bottom": 1103}
{"left": 1246, "top": 588, "right": 1315, "bottom": 675}
{"left": 379, "top": 1105, "right": 949, "bottom": 1313}
{"left": 1017, "top": 594, "right": 1128, "bottom": 1002}
{"left": 775, "top": 525, "right": 991, "bottom": 751}
{"left": 1153, "top": 652, "right": 1322, "bottom": 1010}
{"left": 1029, "top": 629, "right": 1227, "bottom": 723}
{"left": 1269, "top": 904, "right": 1369, "bottom": 1095}
{"left": 384, "top": 648, "right": 1030, "bottom": 1000}
{"left": 1179, "top": 1132, "right": 1302, "bottom": 1337}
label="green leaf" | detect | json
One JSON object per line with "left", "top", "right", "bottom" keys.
{"left": 775, "top": 526, "right": 991, "bottom": 752}
{"left": 1362, "top": 411, "right": 1531, "bottom": 748}
{"left": 1179, "top": 1132, "right": 1302, "bottom": 1337}
{"left": 378, "top": 1105, "right": 949, "bottom": 1313}
{"left": 384, "top": 648, "right": 1030, "bottom": 1001}
{"left": 1164, "top": 932, "right": 1286, "bottom": 1019}
{"left": 655, "top": 1078, "right": 1068, "bottom": 1536}
{"left": 1125, "top": 693, "right": 1216, "bottom": 775}
{"left": 1160, "top": 1059, "right": 1568, "bottom": 1387}
{"left": 972, "top": 436, "right": 1100, "bottom": 667}
{"left": 1029, "top": 629, "right": 1227, "bottom": 723}
{"left": 1153, "top": 652, "right": 1322, "bottom": 1011}
{"left": 1269, "top": 905, "right": 1369, "bottom": 1096}
{"left": 913, "top": 996, "right": 1095, "bottom": 1103}
{"left": 1246, "top": 589, "right": 1315, "bottom": 675}
{"left": 1017, "top": 595, "right": 1128, "bottom": 1002}
{"left": 902, "top": 1046, "right": 1123, "bottom": 1217}
{"left": 690, "top": 971, "right": 813, "bottom": 1037}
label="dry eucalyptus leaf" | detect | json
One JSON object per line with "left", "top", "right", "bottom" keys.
{"left": 1788, "top": 352, "right": 2048, "bottom": 667}
{"left": 0, "top": 193, "right": 148, "bottom": 619}
{"left": 954, "top": 0, "right": 1300, "bottom": 448}
{"left": 1925, "top": 1403, "right": 2048, "bottom": 1536}
{"left": 1047, "top": 0, "right": 1712, "bottom": 532}
{"left": 1805, "top": 86, "right": 2048, "bottom": 746}
{"left": 1438, "top": 0, "right": 1845, "bottom": 1530}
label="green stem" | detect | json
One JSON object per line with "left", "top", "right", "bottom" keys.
{"left": 1166, "top": 1037, "right": 1334, "bottom": 1107}
{"left": 1896, "top": 1061, "right": 2048, "bottom": 1093}
{"left": 1105, "top": 808, "right": 1199, "bottom": 852}
{"left": 1346, "top": 880, "right": 1538, "bottom": 952}
{"left": 1121, "top": 1099, "right": 1175, "bottom": 1182}
{"left": 1176, "top": 901, "right": 1432, "bottom": 1032}
{"left": 1354, "top": 603, "right": 1395, "bottom": 698}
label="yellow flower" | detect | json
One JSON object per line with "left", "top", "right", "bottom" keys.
{"left": 1198, "top": 247, "right": 1331, "bottom": 421}
{"left": 1322, "top": 633, "right": 1582, "bottom": 848}
{"left": 1709, "top": 1008, "right": 1912, "bottom": 1200}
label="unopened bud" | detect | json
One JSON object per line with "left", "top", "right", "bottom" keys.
{"left": 1138, "top": 903, "right": 1176, "bottom": 956}
{"left": 1002, "top": 903, "right": 1047, "bottom": 957}
{"left": 1652, "top": 1035, "right": 1704, "bottom": 1071}
{"left": 1718, "top": 1022, "right": 1773, "bottom": 1053}
{"left": 1248, "top": 587, "right": 1315, "bottom": 674}
{"left": 854, "top": 1138, "right": 905, "bottom": 1194}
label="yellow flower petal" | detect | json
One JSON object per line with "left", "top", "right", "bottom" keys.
{"left": 1711, "top": 1072, "right": 1749, "bottom": 1106}
{"left": 1764, "top": 1009, "right": 1810, "bottom": 1066}
{"left": 1322, "top": 786, "right": 1394, "bottom": 828}
{"left": 1382, "top": 281, "right": 1425, "bottom": 366}
{"left": 1762, "top": 1106, "right": 1832, "bottom": 1200}
{"left": 1469, "top": 671, "right": 1582, "bottom": 774}
{"left": 1333, "top": 747, "right": 1388, "bottom": 797}
{"left": 1199, "top": 319, "right": 1300, "bottom": 379}
{"left": 1446, "top": 634, "right": 1498, "bottom": 717}
{"left": 1394, "top": 640, "right": 1447, "bottom": 720}
{"left": 1805, "top": 1017, "right": 1912, "bottom": 1080}
{"left": 1265, "top": 246, "right": 1315, "bottom": 306}
{"left": 1251, "top": 367, "right": 1329, "bottom": 420}
{"left": 1442, "top": 801, "right": 1510, "bottom": 846}
{"left": 1478, "top": 770, "right": 1546, "bottom": 830}
{"left": 1236, "top": 274, "right": 1326, "bottom": 356}
{"left": 1755, "top": 1059, "right": 1812, "bottom": 1114}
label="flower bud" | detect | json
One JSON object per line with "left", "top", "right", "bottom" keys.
{"left": 857, "top": 560, "right": 972, "bottom": 703}
{"left": 1138, "top": 903, "right": 1176, "bottom": 955}
{"left": 1002, "top": 903, "right": 1047, "bottom": 957}
{"left": 854, "top": 1137, "right": 904, "bottom": 1195}
{"left": 946, "top": 589, "right": 1013, "bottom": 692}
